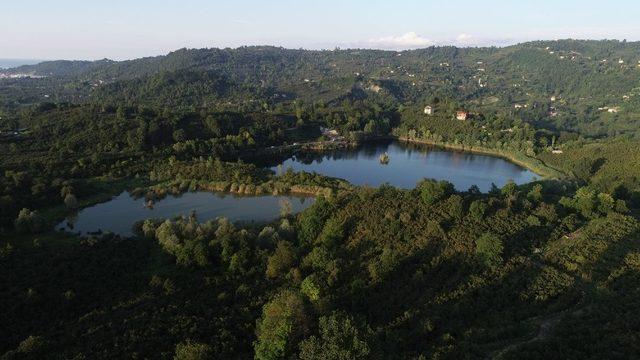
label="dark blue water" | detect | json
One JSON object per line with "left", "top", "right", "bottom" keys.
{"left": 57, "top": 191, "right": 314, "bottom": 236}
{"left": 273, "top": 141, "right": 538, "bottom": 191}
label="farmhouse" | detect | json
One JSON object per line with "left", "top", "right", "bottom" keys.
{"left": 456, "top": 111, "right": 469, "bottom": 121}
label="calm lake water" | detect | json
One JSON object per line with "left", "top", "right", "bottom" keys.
{"left": 272, "top": 140, "right": 538, "bottom": 192}
{"left": 57, "top": 141, "right": 537, "bottom": 236}
{"left": 57, "top": 191, "right": 314, "bottom": 236}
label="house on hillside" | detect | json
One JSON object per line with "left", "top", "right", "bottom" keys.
{"left": 424, "top": 106, "right": 434, "bottom": 115}
{"left": 456, "top": 111, "right": 469, "bottom": 121}
{"left": 320, "top": 127, "right": 341, "bottom": 141}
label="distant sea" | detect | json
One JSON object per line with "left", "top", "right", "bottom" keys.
{"left": 0, "top": 59, "right": 43, "bottom": 69}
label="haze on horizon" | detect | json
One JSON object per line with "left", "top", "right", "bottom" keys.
{"left": 2, "top": 0, "right": 639, "bottom": 61}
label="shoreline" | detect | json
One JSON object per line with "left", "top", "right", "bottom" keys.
{"left": 395, "top": 136, "right": 567, "bottom": 179}
{"left": 43, "top": 137, "right": 566, "bottom": 232}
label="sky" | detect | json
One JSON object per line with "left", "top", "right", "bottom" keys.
{"left": 2, "top": 0, "right": 639, "bottom": 60}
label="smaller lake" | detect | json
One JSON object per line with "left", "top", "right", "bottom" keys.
{"left": 57, "top": 191, "right": 314, "bottom": 237}
{"left": 272, "top": 141, "right": 538, "bottom": 192}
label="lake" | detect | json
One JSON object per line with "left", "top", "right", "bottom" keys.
{"left": 57, "top": 141, "right": 537, "bottom": 236}
{"left": 57, "top": 191, "right": 314, "bottom": 236}
{"left": 272, "top": 140, "right": 538, "bottom": 192}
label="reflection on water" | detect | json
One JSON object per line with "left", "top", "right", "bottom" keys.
{"left": 57, "top": 191, "right": 314, "bottom": 236}
{"left": 272, "top": 140, "right": 537, "bottom": 191}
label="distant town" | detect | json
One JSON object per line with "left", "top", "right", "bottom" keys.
{"left": 0, "top": 72, "right": 46, "bottom": 79}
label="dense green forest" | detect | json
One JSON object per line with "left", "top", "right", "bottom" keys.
{"left": 1, "top": 40, "right": 640, "bottom": 359}
{"left": 3, "top": 39, "right": 640, "bottom": 138}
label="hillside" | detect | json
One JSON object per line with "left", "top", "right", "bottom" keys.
{"left": 2, "top": 40, "right": 640, "bottom": 139}
{"left": 1, "top": 38, "right": 640, "bottom": 359}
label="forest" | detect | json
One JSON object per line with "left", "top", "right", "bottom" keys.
{"left": 1, "top": 39, "right": 639, "bottom": 359}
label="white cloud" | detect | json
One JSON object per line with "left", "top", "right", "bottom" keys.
{"left": 450, "top": 33, "right": 518, "bottom": 47}
{"left": 455, "top": 33, "right": 474, "bottom": 44}
{"left": 367, "top": 32, "right": 433, "bottom": 49}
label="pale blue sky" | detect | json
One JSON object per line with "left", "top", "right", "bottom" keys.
{"left": 2, "top": 0, "right": 638, "bottom": 60}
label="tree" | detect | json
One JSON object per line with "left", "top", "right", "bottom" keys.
{"left": 60, "top": 185, "right": 74, "bottom": 198}
{"left": 11, "top": 335, "right": 47, "bottom": 357}
{"left": 116, "top": 105, "right": 127, "bottom": 120}
{"left": 527, "top": 184, "right": 544, "bottom": 203}
{"left": 299, "top": 312, "right": 371, "bottom": 360}
{"left": 572, "top": 157, "right": 597, "bottom": 182}
{"left": 300, "top": 274, "right": 322, "bottom": 301}
{"left": 501, "top": 180, "right": 518, "bottom": 198}
{"left": 468, "top": 184, "right": 481, "bottom": 195}
{"left": 254, "top": 290, "right": 310, "bottom": 360}
{"left": 279, "top": 199, "right": 292, "bottom": 218}
{"left": 559, "top": 187, "right": 617, "bottom": 219}
{"left": 418, "top": 179, "right": 455, "bottom": 205}
{"left": 475, "top": 233, "right": 503, "bottom": 268}
{"left": 156, "top": 220, "right": 181, "bottom": 255}
{"left": 445, "top": 195, "right": 465, "bottom": 220}
{"left": 64, "top": 193, "right": 79, "bottom": 209}
{"left": 203, "top": 115, "right": 222, "bottom": 137}
{"left": 174, "top": 341, "right": 213, "bottom": 360}
{"left": 298, "top": 197, "right": 332, "bottom": 244}
{"left": 469, "top": 200, "right": 488, "bottom": 220}
{"left": 502, "top": 180, "right": 519, "bottom": 208}
{"left": 266, "top": 241, "right": 297, "bottom": 279}
{"left": 14, "top": 208, "right": 46, "bottom": 234}
{"left": 363, "top": 120, "right": 376, "bottom": 134}
{"left": 173, "top": 129, "right": 187, "bottom": 142}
